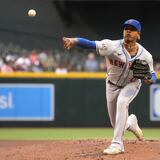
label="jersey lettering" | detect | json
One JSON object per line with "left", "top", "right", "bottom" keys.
{"left": 128, "top": 62, "right": 132, "bottom": 68}
{"left": 109, "top": 59, "right": 125, "bottom": 68}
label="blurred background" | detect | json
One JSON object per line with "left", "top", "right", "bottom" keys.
{"left": 0, "top": 0, "right": 160, "bottom": 73}
{"left": 0, "top": 0, "right": 160, "bottom": 128}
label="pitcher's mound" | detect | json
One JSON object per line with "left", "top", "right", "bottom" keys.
{"left": 0, "top": 139, "right": 160, "bottom": 160}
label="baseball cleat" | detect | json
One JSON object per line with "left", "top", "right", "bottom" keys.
{"left": 103, "top": 144, "right": 124, "bottom": 155}
{"left": 127, "top": 114, "right": 143, "bottom": 141}
{"left": 131, "top": 124, "right": 143, "bottom": 141}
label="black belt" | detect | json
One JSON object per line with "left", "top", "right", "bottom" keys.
{"left": 108, "top": 80, "right": 123, "bottom": 88}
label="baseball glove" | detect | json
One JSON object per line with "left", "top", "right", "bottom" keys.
{"left": 130, "top": 59, "right": 151, "bottom": 80}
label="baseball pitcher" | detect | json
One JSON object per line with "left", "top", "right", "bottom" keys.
{"left": 63, "top": 19, "right": 156, "bottom": 155}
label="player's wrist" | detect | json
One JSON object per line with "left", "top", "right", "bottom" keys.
{"left": 72, "top": 38, "right": 78, "bottom": 44}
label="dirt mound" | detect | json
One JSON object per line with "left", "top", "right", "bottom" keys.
{"left": 0, "top": 139, "right": 160, "bottom": 160}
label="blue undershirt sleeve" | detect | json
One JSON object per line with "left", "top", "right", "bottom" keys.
{"left": 77, "top": 38, "right": 96, "bottom": 49}
{"left": 151, "top": 72, "right": 157, "bottom": 83}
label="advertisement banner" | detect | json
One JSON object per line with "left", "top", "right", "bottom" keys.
{"left": 0, "top": 84, "right": 54, "bottom": 121}
{"left": 150, "top": 84, "right": 160, "bottom": 121}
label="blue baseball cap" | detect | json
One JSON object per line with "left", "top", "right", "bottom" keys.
{"left": 123, "top": 19, "right": 141, "bottom": 32}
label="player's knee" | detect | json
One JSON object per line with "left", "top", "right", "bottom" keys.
{"left": 117, "top": 98, "right": 128, "bottom": 110}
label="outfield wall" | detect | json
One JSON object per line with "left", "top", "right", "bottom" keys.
{"left": 0, "top": 72, "right": 160, "bottom": 127}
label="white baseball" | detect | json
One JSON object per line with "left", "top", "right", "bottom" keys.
{"left": 28, "top": 9, "right": 36, "bottom": 17}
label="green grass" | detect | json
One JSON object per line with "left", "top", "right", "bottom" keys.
{"left": 0, "top": 128, "right": 159, "bottom": 140}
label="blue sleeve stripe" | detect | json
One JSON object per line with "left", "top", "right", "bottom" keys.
{"left": 151, "top": 72, "right": 157, "bottom": 83}
{"left": 77, "top": 38, "right": 96, "bottom": 49}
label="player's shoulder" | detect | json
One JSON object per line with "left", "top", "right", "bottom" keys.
{"left": 138, "top": 43, "right": 152, "bottom": 59}
{"left": 95, "top": 39, "right": 121, "bottom": 56}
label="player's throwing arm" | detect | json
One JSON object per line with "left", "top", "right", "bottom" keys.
{"left": 63, "top": 37, "right": 96, "bottom": 50}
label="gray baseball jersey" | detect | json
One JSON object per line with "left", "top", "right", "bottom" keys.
{"left": 96, "top": 39, "right": 154, "bottom": 86}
